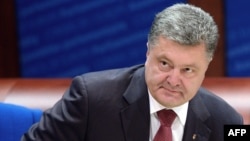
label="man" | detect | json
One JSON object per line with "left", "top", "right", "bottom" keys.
{"left": 22, "top": 3, "right": 243, "bottom": 141}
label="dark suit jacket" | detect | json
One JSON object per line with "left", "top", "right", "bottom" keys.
{"left": 22, "top": 64, "right": 243, "bottom": 141}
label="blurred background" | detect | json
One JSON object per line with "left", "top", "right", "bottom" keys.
{"left": 1, "top": 0, "right": 250, "bottom": 78}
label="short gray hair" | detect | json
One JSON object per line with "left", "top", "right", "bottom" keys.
{"left": 148, "top": 3, "right": 219, "bottom": 59}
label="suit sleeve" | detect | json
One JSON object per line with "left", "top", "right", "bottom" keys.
{"left": 21, "top": 76, "right": 88, "bottom": 141}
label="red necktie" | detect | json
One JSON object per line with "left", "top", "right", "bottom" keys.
{"left": 153, "top": 109, "right": 177, "bottom": 141}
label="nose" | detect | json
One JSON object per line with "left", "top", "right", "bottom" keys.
{"left": 166, "top": 69, "right": 181, "bottom": 87}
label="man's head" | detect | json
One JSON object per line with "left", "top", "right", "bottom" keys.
{"left": 145, "top": 3, "right": 219, "bottom": 108}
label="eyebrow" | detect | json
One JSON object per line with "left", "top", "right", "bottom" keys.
{"left": 157, "top": 54, "right": 199, "bottom": 69}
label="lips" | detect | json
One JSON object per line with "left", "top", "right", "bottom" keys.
{"left": 160, "top": 85, "right": 181, "bottom": 94}
{"left": 165, "top": 88, "right": 177, "bottom": 93}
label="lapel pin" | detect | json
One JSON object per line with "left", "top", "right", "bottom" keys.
{"left": 192, "top": 134, "right": 196, "bottom": 140}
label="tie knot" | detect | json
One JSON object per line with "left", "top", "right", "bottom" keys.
{"left": 157, "top": 109, "right": 177, "bottom": 127}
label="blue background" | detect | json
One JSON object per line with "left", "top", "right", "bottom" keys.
{"left": 15, "top": 0, "right": 250, "bottom": 77}
{"left": 15, "top": 0, "right": 186, "bottom": 78}
{"left": 225, "top": 0, "right": 250, "bottom": 76}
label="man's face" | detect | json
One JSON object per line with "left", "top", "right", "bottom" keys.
{"left": 145, "top": 36, "right": 211, "bottom": 108}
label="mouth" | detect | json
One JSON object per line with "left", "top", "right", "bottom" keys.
{"left": 160, "top": 86, "right": 181, "bottom": 95}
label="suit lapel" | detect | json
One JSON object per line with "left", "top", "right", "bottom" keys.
{"left": 182, "top": 90, "right": 211, "bottom": 141}
{"left": 120, "top": 67, "right": 150, "bottom": 141}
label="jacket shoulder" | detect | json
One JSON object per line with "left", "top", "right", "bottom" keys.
{"left": 70, "top": 64, "right": 145, "bottom": 94}
{"left": 198, "top": 87, "right": 243, "bottom": 123}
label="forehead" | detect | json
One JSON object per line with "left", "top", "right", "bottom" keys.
{"left": 152, "top": 36, "right": 206, "bottom": 53}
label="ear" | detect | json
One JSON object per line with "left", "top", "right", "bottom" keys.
{"left": 208, "top": 57, "right": 213, "bottom": 63}
{"left": 146, "top": 42, "right": 150, "bottom": 57}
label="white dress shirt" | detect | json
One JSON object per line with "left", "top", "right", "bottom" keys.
{"left": 148, "top": 90, "right": 189, "bottom": 141}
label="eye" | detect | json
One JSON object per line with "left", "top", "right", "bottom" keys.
{"left": 159, "top": 61, "right": 171, "bottom": 71}
{"left": 161, "top": 61, "right": 168, "bottom": 66}
{"left": 182, "top": 67, "right": 196, "bottom": 78}
{"left": 184, "top": 67, "right": 193, "bottom": 73}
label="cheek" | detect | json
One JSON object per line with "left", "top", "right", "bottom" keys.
{"left": 145, "top": 64, "right": 165, "bottom": 84}
{"left": 146, "top": 68, "right": 167, "bottom": 86}
{"left": 145, "top": 58, "right": 168, "bottom": 86}
{"left": 183, "top": 77, "right": 204, "bottom": 97}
